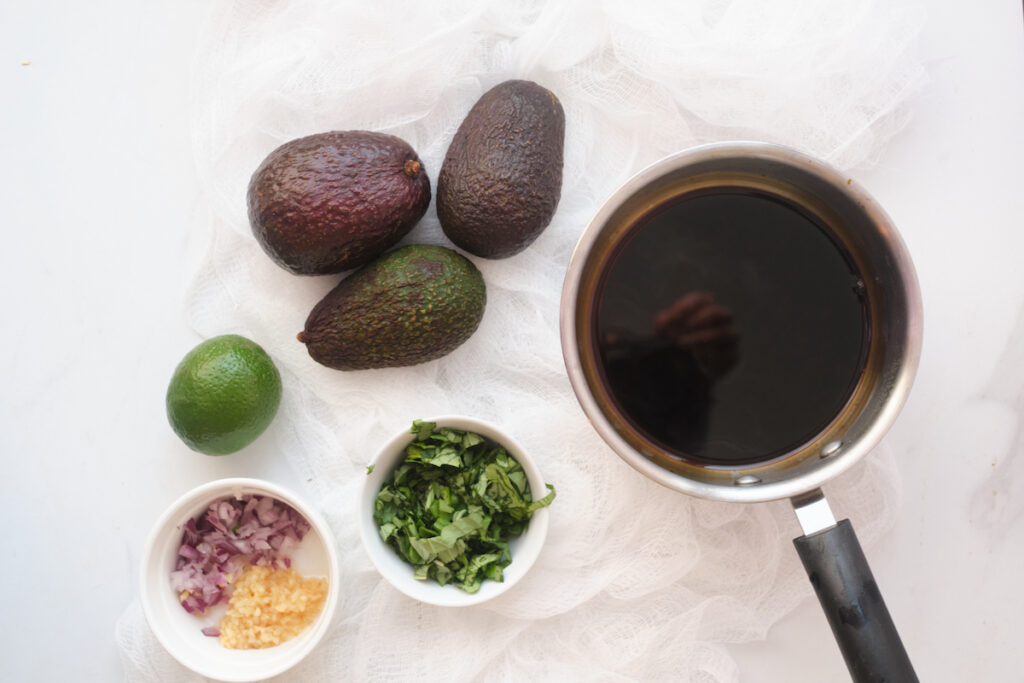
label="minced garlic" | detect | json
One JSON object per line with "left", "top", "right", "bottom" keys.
{"left": 218, "top": 565, "right": 328, "bottom": 649}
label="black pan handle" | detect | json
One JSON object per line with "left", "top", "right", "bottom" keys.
{"left": 793, "top": 519, "right": 917, "bottom": 683}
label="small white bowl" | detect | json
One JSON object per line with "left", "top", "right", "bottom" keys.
{"left": 140, "top": 478, "right": 339, "bottom": 682}
{"left": 359, "top": 416, "right": 551, "bottom": 607}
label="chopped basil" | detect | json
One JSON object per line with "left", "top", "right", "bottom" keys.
{"left": 373, "top": 420, "right": 556, "bottom": 593}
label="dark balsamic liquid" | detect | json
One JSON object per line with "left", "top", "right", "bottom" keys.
{"left": 594, "top": 189, "right": 868, "bottom": 465}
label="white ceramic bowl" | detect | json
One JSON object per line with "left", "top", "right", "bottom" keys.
{"left": 140, "top": 478, "right": 339, "bottom": 682}
{"left": 359, "top": 416, "right": 551, "bottom": 607}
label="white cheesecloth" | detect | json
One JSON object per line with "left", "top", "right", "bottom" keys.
{"left": 116, "top": 1, "right": 924, "bottom": 680}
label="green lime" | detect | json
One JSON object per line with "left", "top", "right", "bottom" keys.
{"left": 166, "top": 334, "right": 282, "bottom": 455}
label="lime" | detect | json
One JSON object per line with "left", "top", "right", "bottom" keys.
{"left": 166, "top": 334, "right": 282, "bottom": 455}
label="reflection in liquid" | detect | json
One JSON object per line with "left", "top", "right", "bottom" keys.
{"left": 602, "top": 293, "right": 738, "bottom": 457}
{"left": 653, "top": 292, "right": 739, "bottom": 381}
{"left": 594, "top": 189, "right": 869, "bottom": 466}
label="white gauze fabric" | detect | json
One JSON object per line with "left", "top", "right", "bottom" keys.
{"left": 116, "top": 1, "right": 924, "bottom": 680}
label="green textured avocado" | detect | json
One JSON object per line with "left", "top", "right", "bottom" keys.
{"left": 437, "top": 80, "right": 565, "bottom": 259}
{"left": 248, "top": 131, "right": 431, "bottom": 275}
{"left": 297, "top": 245, "right": 486, "bottom": 370}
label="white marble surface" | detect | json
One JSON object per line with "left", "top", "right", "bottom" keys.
{"left": 2, "top": 1, "right": 1022, "bottom": 681}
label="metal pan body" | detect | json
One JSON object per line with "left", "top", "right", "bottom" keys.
{"left": 560, "top": 142, "right": 922, "bottom": 503}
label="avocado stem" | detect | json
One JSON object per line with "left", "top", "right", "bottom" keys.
{"left": 403, "top": 159, "right": 421, "bottom": 178}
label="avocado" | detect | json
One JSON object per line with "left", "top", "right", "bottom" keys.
{"left": 297, "top": 245, "right": 486, "bottom": 370}
{"left": 437, "top": 80, "right": 565, "bottom": 259}
{"left": 248, "top": 131, "right": 431, "bottom": 275}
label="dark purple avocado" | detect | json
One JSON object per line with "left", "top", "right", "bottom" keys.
{"left": 248, "top": 131, "right": 431, "bottom": 275}
{"left": 437, "top": 80, "right": 565, "bottom": 259}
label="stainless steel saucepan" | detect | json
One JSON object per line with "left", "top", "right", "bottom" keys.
{"left": 561, "top": 142, "right": 921, "bottom": 682}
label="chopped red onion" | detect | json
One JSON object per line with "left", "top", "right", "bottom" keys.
{"left": 170, "top": 494, "right": 311, "bottom": 616}
{"left": 201, "top": 626, "right": 221, "bottom": 638}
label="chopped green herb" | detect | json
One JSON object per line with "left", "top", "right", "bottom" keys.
{"left": 366, "top": 464, "right": 375, "bottom": 475}
{"left": 373, "top": 420, "right": 556, "bottom": 593}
